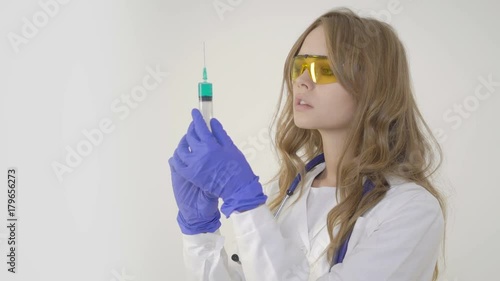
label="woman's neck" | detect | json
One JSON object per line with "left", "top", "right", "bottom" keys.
{"left": 315, "top": 128, "right": 354, "bottom": 188}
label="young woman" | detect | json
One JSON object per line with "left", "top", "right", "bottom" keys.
{"left": 169, "top": 7, "right": 447, "bottom": 281}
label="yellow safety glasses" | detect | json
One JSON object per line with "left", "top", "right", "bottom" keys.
{"left": 291, "top": 55, "right": 337, "bottom": 84}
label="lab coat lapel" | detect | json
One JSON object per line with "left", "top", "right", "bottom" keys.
{"left": 293, "top": 163, "right": 326, "bottom": 254}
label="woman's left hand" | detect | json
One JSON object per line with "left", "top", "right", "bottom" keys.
{"left": 168, "top": 108, "right": 267, "bottom": 218}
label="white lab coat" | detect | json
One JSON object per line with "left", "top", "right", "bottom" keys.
{"left": 181, "top": 162, "right": 444, "bottom": 281}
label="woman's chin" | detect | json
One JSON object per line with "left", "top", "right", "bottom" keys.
{"left": 293, "top": 119, "right": 317, "bottom": 130}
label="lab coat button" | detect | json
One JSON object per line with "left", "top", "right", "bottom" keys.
{"left": 300, "top": 245, "right": 307, "bottom": 254}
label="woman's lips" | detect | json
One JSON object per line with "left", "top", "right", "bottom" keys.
{"left": 295, "top": 103, "right": 313, "bottom": 111}
{"left": 295, "top": 97, "right": 313, "bottom": 110}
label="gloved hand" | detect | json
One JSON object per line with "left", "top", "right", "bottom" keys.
{"left": 169, "top": 151, "right": 221, "bottom": 235}
{"left": 168, "top": 108, "right": 267, "bottom": 218}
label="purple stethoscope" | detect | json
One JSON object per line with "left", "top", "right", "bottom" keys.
{"left": 231, "top": 153, "right": 375, "bottom": 268}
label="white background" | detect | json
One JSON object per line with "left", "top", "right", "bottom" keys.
{"left": 0, "top": 0, "right": 499, "bottom": 280}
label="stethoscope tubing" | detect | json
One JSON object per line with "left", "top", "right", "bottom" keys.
{"left": 273, "top": 153, "right": 326, "bottom": 219}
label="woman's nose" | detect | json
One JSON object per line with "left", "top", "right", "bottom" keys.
{"left": 294, "top": 69, "right": 314, "bottom": 90}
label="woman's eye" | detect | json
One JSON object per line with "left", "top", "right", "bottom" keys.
{"left": 321, "top": 68, "right": 333, "bottom": 75}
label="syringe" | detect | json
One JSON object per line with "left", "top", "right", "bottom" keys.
{"left": 198, "top": 42, "right": 213, "bottom": 130}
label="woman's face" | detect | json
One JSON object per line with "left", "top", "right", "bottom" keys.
{"left": 292, "top": 25, "right": 357, "bottom": 132}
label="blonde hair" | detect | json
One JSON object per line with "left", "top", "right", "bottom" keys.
{"left": 266, "top": 7, "right": 447, "bottom": 280}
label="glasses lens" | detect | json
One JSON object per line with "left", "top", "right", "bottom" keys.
{"left": 312, "top": 59, "right": 336, "bottom": 84}
{"left": 291, "top": 57, "right": 305, "bottom": 81}
{"left": 290, "top": 55, "right": 337, "bottom": 84}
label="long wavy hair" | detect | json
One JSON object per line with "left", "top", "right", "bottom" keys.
{"left": 266, "top": 7, "right": 447, "bottom": 280}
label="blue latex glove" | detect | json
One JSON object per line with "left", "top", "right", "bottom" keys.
{"left": 169, "top": 153, "right": 221, "bottom": 235}
{"left": 169, "top": 108, "right": 267, "bottom": 218}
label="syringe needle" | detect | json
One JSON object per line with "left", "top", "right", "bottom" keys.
{"left": 203, "top": 41, "right": 206, "bottom": 68}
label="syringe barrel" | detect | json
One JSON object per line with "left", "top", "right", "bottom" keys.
{"left": 198, "top": 81, "right": 213, "bottom": 130}
{"left": 199, "top": 97, "right": 213, "bottom": 130}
